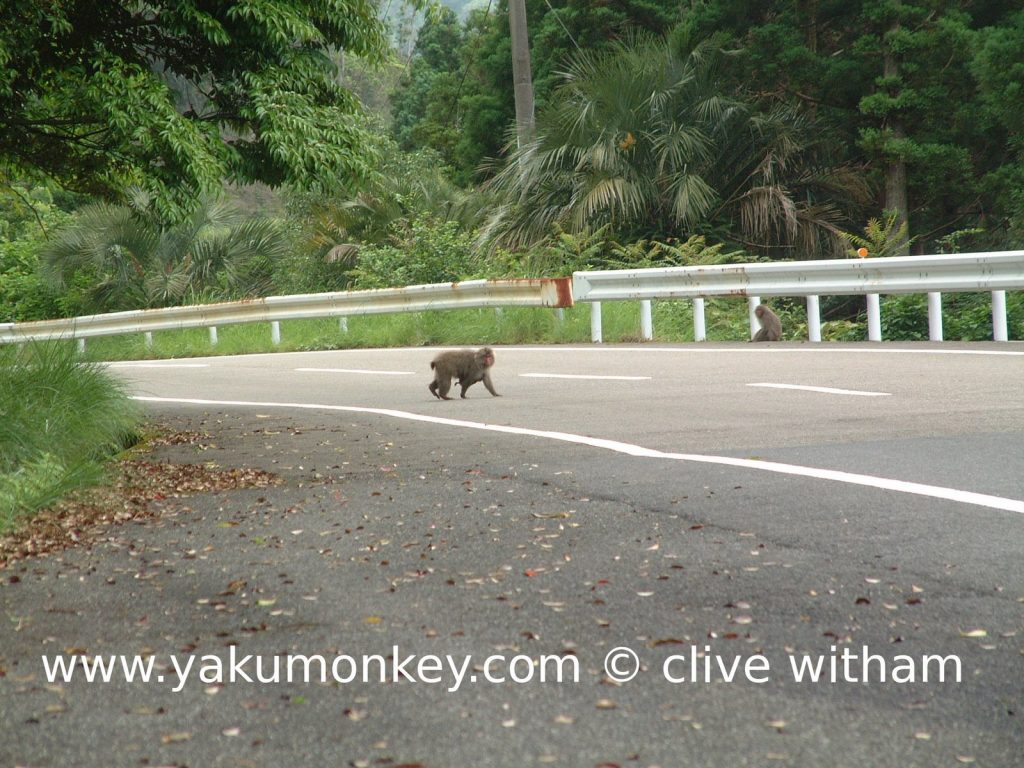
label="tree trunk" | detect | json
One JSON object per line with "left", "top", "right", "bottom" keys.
{"left": 508, "top": 0, "right": 535, "bottom": 148}
{"left": 883, "top": 23, "right": 910, "bottom": 256}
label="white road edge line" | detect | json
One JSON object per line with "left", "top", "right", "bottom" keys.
{"left": 520, "top": 373, "right": 651, "bottom": 381}
{"left": 295, "top": 368, "right": 416, "bottom": 375}
{"left": 131, "top": 396, "right": 1024, "bottom": 515}
{"left": 748, "top": 383, "right": 891, "bottom": 397}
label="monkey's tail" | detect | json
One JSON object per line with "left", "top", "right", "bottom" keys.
{"left": 430, "top": 362, "right": 436, "bottom": 370}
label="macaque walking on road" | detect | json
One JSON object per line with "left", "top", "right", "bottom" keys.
{"left": 429, "top": 347, "right": 500, "bottom": 400}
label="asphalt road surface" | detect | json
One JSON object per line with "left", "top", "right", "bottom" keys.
{"left": 2, "top": 342, "right": 1023, "bottom": 768}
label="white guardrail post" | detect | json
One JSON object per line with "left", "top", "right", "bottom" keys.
{"left": 590, "top": 302, "right": 603, "bottom": 344}
{"left": 927, "top": 292, "right": 943, "bottom": 341}
{"left": 992, "top": 290, "right": 1008, "bottom": 342}
{"left": 640, "top": 300, "right": 653, "bottom": 341}
{"left": 747, "top": 296, "right": 761, "bottom": 340}
{"left": 572, "top": 251, "right": 1024, "bottom": 342}
{"left": 866, "top": 294, "right": 882, "bottom": 341}
{"left": 692, "top": 298, "right": 706, "bottom": 342}
{"left": 806, "top": 295, "right": 822, "bottom": 342}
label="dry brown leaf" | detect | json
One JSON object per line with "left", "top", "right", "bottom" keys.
{"left": 160, "top": 732, "right": 192, "bottom": 744}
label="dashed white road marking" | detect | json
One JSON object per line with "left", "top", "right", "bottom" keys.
{"left": 295, "top": 368, "right": 415, "bottom": 376}
{"left": 108, "top": 363, "right": 209, "bottom": 368}
{"left": 131, "top": 396, "right": 1024, "bottom": 515}
{"left": 748, "top": 383, "right": 891, "bottom": 397}
{"left": 520, "top": 373, "right": 651, "bottom": 381}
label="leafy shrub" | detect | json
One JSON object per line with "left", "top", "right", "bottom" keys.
{"left": 0, "top": 182, "right": 78, "bottom": 321}
{"left": 350, "top": 216, "right": 482, "bottom": 288}
{"left": 881, "top": 292, "right": 1022, "bottom": 341}
{"left": 0, "top": 239, "right": 63, "bottom": 321}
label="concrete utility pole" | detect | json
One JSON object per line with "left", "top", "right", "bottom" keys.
{"left": 508, "top": 0, "right": 535, "bottom": 148}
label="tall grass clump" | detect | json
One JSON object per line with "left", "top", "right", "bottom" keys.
{"left": 0, "top": 342, "right": 141, "bottom": 532}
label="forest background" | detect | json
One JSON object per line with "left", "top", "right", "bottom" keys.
{"left": 1, "top": 0, "right": 1022, "bottom": 339}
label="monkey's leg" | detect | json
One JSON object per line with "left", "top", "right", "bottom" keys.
{"left": 437, "top": 376, "right": 454, "bottom": 400}
{"left": 482, "top": 373, "right": 500, "bottom": 397}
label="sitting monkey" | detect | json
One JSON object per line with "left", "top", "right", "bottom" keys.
{"left": 752, "top": 304, "right": 782, "bottom": 342}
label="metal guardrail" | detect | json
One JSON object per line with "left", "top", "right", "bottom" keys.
{"left": 572, "top": 252, "right": 1024, "bottom": 342}
{"left": 572, "top": 252, "right": 1024, "bottom": 300}
{"left": 0, "top": 278, "right": 574, "bottom": 346}
{"left": 2, "top": 252, "right": 1021, "bottom": 347}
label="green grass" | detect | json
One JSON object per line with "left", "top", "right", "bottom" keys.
{"left": 45, "top": 291, "right": 1024, "bottom": 366}
{"left": 0, "top": 342, "right": 142, "bottom": 532}
{"left": 74, "top": 300, "right": 775, "bottom": 362}
{"left": 79, "top": 290, "right": 1022, "bottom": 365}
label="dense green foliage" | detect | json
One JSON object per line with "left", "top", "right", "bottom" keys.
{"left": 0, "top": 184, "right": 79, "bottom": 321}
{"left": 651, "top": 0, "right": 1024, "bottom": 252}
{"left": 0, "top": 343, "right": 140, "bottom": 531}
{"left": 0, "top": 0, "right": 389, "bottom": 220}
{"left": 1, "top": 0, "right": 1021, "bottom": 338}
{"left": 349, "top": 216, "right": 483, "bottom": 288}
{"left": 279, "top": 133, "right": 486, "bottom": 293}
{"left": 391, "top": 0, "right": 687, "bottom": 183}
{"left": 478, "top": 33, "right": 867, "bottom": 255}
{"left": 392, "top": 0, "right": 1022, "bottom": 253}
{"left": 40, "top": 192, "right": 289, "bottom": 313}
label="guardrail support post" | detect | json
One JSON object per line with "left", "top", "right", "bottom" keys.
{"left": 339, "top": 316, "right": 348, "bottom": 333}
{"left": 590, "top": 301, "right": 603, "bottom": 343}
{"left": 144, "top": 332, "right": 153, "bottom": 349}
{"left": 693, "top": 298, "right": 706, "bottom": 342}
{"left": 806, "top": 295, "right": 821, "bottom": 342}
{"left": 866, "top": 294, "right": 882, "bottom": 341}
{"left": 271, "top": 321, "right": 281, "bottom": 345}
{"left": 209, "top": 326, "right": 218, "bottom": 346}
{"left": 640, "top": 300, "right": 653, "bottom": 341}
{"left": 927, "top": 292, "right": 943, "bottom": 341}
{"left": 992, "top": 290, "right": 1008, "bottom": 341}
{"left": 77, "top": 338, "right": 85, "bottom": 355}
{"left": 748, "top": 296, "right": 761, "bottom": 340}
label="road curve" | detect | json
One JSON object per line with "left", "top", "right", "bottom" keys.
{"left": 2, "top": 343, "right": 1021, "bottom": 768}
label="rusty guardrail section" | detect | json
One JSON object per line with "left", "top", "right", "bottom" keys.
{"left": 0, "top": 278, "right": 574, "bottom": 344}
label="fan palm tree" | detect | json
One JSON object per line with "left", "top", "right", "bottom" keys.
{"left": 480, "top": 33, "right": 868, "bottom": 259}
{"left": 41, "top": 191, "right": 288, "bottom": 312}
